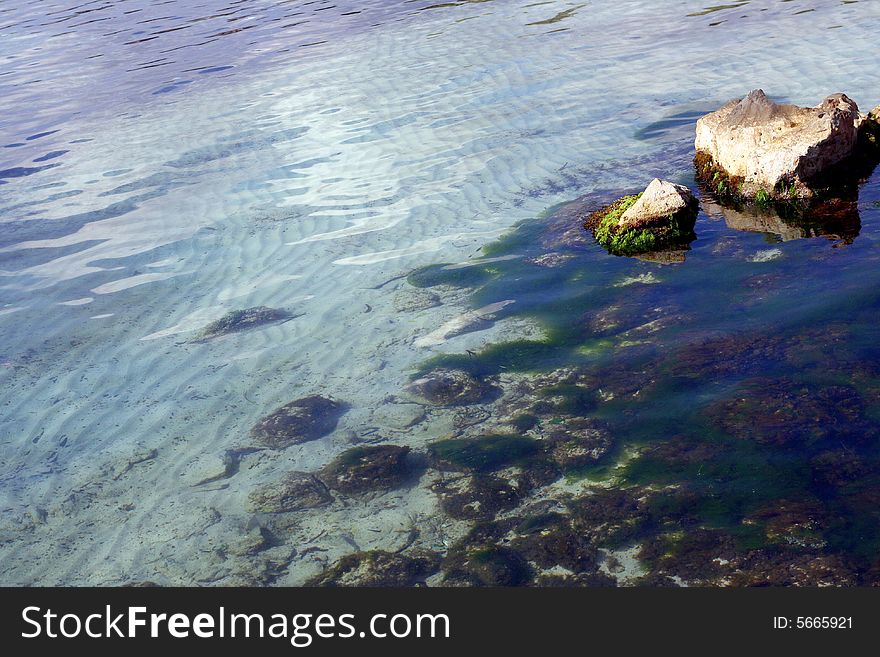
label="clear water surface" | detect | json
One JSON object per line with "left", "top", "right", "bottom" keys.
{"left": 1, "top": 0, "right": 879, "bottom": 585}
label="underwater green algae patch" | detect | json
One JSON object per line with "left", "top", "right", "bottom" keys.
{"left": 622, "top": 431, "right": 813, "bottom": 532}
{"left": 427, "top": 434, "right": 541, "bottom": 473}
{"left": 705, "top": 378, "right": 876, "bottom": 449}
{"left": 402, "top": 180, "right": 880, "bottom": 585}
{"left": 415, "top": 339, "right": 571, "bottom": 378}
{"left": 407, "top": 262, "right": 495, "bottom": 289}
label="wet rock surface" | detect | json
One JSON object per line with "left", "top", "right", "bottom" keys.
{"left": 320, "top": 444, "right": 414, "bottom": 495}
{"left": 250, "top": 396, "right": 347, "bottom": 449}
{"left": 619, "top": 178, "right": 697, "bottom": 227}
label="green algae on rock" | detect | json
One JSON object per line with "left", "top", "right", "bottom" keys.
{"left": 306, "top": 550, "right": 441, "bottom": 587}
{"left": 250, "top": 395, "right": 347, "bottom": 449}
{"left": 705, "top": 378, "right": 875, "bottom": 449}
{"left": 320, "top": 444, "right": 414, "bottom": 495}
{"left": 439, "top": 510, "right": 620, "bottom": 586}
{"left": 443, "top": 544, "right": 533, "bottom": 587}
{"left": 585, "top": 179, "right": 698, "bottom": 256}
{"left": 509, "top": 518, "right": 600, "bottom": 573}
{"left": 427, "top": 434, "right": 541, "bottom": 473}
{"left": 432, "top": 473, "right": 530, "bottom": 521}
{"left": 543, "top": 417, "right": 612, "bottom": 471}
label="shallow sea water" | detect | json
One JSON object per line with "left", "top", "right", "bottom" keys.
{"left": 1, "top": 0, "right": 880, "bottom": 585}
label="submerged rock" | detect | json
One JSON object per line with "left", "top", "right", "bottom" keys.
{"left": 251, "top": 396, "right": 347, "bottom": 449}
{"left": 433, "top": 473, "right": 531, "bottom": 521}
{"left": 706, "top": 378, "right": 873, "bottom": 448}
{"left": 306, "top": 550, "right": 441, "bottom": 587}
{"left": 727, "top": 550, "right": 857, "bottom": 587}
{"left": 526, "top": 252, "right": 577, "bottom": 268}
{"left": 443, "top": 544, "right": 532, "bottom": 587}
{"left": 638, "top": 528, "right": 738, "bottom": 584}
{"left": 747, "top": 499, "right": 828, "bottom": 550}
{"left": 440, "top": 511, "right": 611, "bottom": 585}
{"left": 567, "top": 488, "right": 650, "bottom": 548}
{"left": 543, "top": 418, "right": 612, "bottom": 470}
{"left": 246, "top": 472, "right": 333, "bottom": 513}
{"left": 427, "top": 434, "right": 541, "bottom": 473}
{"left": 585, "top": 179, "right": 698, "bottom": 256}
{"left": 320, "top": 444, "right": 413, "bottom": 495}
{"left": 404, "top": 368, "right": 498, "bottom": 406}
{"left": 509, "top": 519, "right": 600, "bottom": 573}
{"left": 695, "top": 89, "right": 878, "bottom": 201}
{"left": 536, "top": 572, "right": 618, "bottom": 587}
{"left": 810, "top": 449, "right": 872, "bottom": 489}
{"left": 198, "top": 306, "right": 290, "bottom": 340}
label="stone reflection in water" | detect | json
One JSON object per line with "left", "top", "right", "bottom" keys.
{"left": 702, "top": 196, "right": 861, "bottom": 245}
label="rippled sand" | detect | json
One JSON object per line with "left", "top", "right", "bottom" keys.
{"left": 1, "top": 0, "right": 879, "bottom": 584}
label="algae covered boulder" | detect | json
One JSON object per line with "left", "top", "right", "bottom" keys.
{"left": 586, "top": 179, "right": 698, "bottom": 256}
{"left": 320, "top": 444, "right": 414, "bottom": 495}
{"left": 694, "top": 89, "right": 878, "bottom": 201}
{"left": 543, "top": 417, "right": 612, "bottom": 471}
{"left": 443, "top": 544, "right": 532, "bottom": 587}
{"left": 433, "top": 473, "right": 531, "bottom": 521}
{"left": 427, "top": 434, "right": 541, "bottom": 473}
{"left": 705, "top": 378, "right": 873, "bottom": 448}
{"left": 404, "top": 368, "right": 498, "bottom": 406}
{"left": 306, "top": 550, "right": 441, "bottom": 587}
{"left": 250, "top": 395, "right": 347, "bottom": 449}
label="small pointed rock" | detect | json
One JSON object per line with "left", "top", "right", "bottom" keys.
{"left": 619, "top": 178, "right": 697, "bottom": 227}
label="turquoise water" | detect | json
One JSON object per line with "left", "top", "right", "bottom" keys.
{"left": 1, "top": 0, "right": 879, "bottom": 585}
